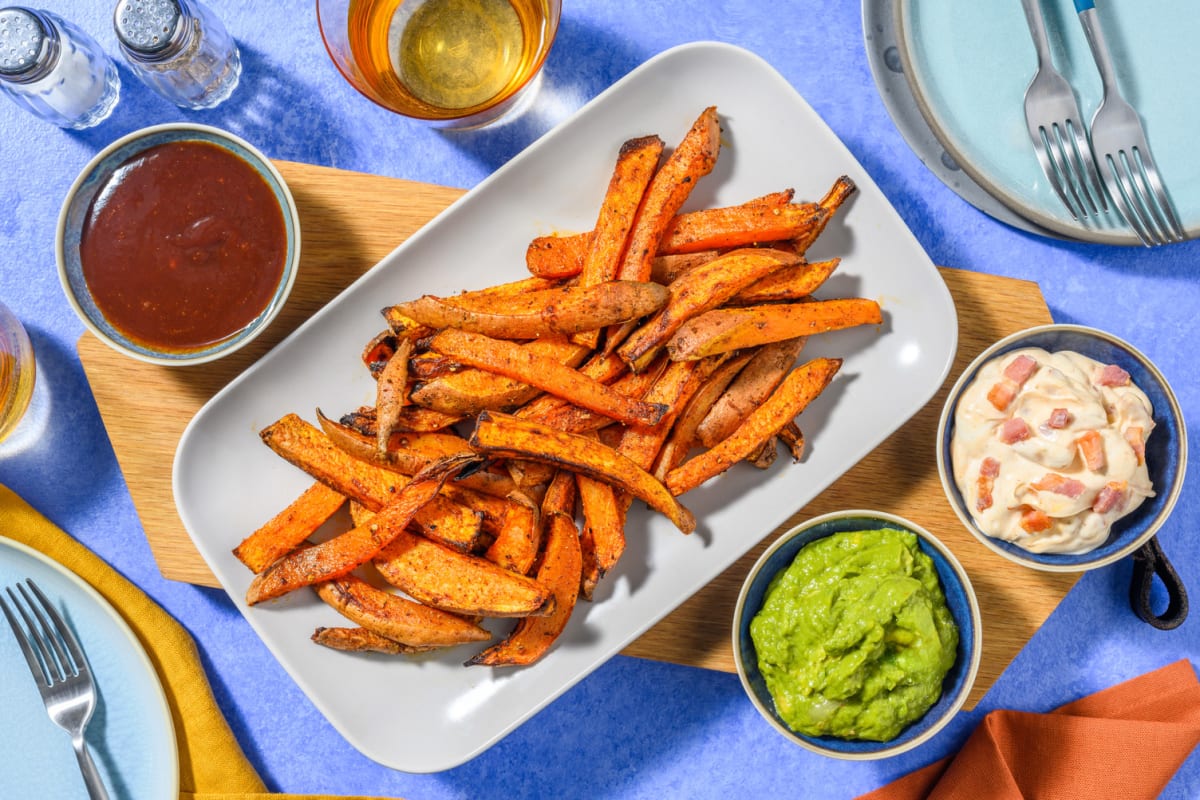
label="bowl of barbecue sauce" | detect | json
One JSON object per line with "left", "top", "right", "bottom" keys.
{"left": 57, "top": 123, "right": 299, "bottom": 365}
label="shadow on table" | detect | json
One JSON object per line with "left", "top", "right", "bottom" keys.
{"left": 0, "top": 325, "right": 121, "bottom": 527}
{"left": 436, "top": 17, "right": 647, "bottom": 175}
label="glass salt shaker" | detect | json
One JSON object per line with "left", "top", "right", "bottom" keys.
{"left": 0, "top": 7, "right": 120, "bottom": 129}
{"left": 114, "top": 0, "right": 240, "bottom": 110}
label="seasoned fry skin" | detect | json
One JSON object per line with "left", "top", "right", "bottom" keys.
{"left": 729, "top": 258, "right": 840, "bottom": 305}
{"left": 695, "top": 337, "right": 808, "bottom": 448}
{"left": 666, "top": 357, "right": 842, "bottom": 495}
{"left": 576, "top": 474, "right": 624, "bottom": 600}
{"left": 666, "top": 298, "right": 883, "bottom": 361}
{"left": 617, "top": 248, "right": 798, "bottom": 371}
{"left": 260, "top": 413, "right": 483, "bottom": 551}
{"left": 373, "top": 527, "right": 553, "bottom": 618}
{"left": 311, "top": 627, "right": 445, "bottom": 655}
{"left": 429, "top": 329, "right": 668, "bottom": 427}
{"left": 392, "top": 280, "right": 670, "bottom": 339}
{"left": 246, "top": 454, "right": 479, "bottom": 605}
{"left": 468, "top": 475, "right": 583, "bottom": 667}
{"left": 315, "top": 573, "right": 492, "bottom": 647}
{"left": 233, "top": 482, "right": 346, "bottom": 574}
{"left": 469, "top": 411, "right": 696, "bottom": 534}
{"left": 374, "top": 336, "right": 413, "bottom": 454}
{"left": 617, "top": 106, "right": 722, "bottom": 282}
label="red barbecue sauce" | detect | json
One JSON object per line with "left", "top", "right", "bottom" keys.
{"left": 80, "top": 140, "right": 287, "bottom": 352}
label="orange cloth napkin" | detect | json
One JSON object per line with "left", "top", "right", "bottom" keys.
{"left": 0, "top": 484, "right": 396, "bottom": 800}
{"left": 857, "top": 659, "right": 1200, "bottom": 800}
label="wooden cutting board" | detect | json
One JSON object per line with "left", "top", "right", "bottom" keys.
{"left": 78, "top": 159, "right": 1074, "bottom": 709}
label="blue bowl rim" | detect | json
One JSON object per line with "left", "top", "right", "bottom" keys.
{"left": 54, "top": 122, "right": 301, "bottom": 366}
{"left": 731, "top": 509, "right": 983, "bottom": 760}
{"left": 935, "top": 323, "right": 1188, "bottom": 573}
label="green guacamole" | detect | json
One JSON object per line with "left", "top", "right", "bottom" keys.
{"left": 749, "top": 528, "right": 958, "bottom": 742}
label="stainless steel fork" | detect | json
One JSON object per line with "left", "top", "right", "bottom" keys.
{"left": 1, "top": 579, "right": 110, "bottom": 800}
{"left": 1074, "top": 0, "right": 1186, "bottom": 246}
{"left": 1020, "top": 0, "right": 1107, "bottom": 221}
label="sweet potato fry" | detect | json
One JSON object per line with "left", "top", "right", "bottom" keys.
{"left": 779, "top": 421, "right": 806, "bottom": 462}
{"left": 470, "top": 411, "right": 695, "bottom": 533}
{"left": 576, "top": 474, "right": 624, "bottom": 600}
{"left": 374, "top": 337, "right": 413, "bottom": 454}
{"left": 311, "top": 626, "right": 445, "bottom": 655}
{"left": 373, "top": 527, "right": 553, "bottom": 618}
{"left": 316, "top": 409, "right": 518, "bottom": 499}
{"left": 246, "top": 454, "right": 478, "bottom": 604}
{"left": 666, "top": 298, "right": 883, "bottom": 360}
{"left": 729, "top": 258, "right": 840, "bottom": 305}
{"left": 657, "top": 200, "right": 824, "bottom": 255}
{"left": 429, "top": 329, "right": 668, "bottom": 427}
{"left": 526, "top": 190, "right": 801, "bottom": 281}
{"left": 519, "top": 354, "right": 665, "bottom": 435}
{"left": 792, "top": 175, "right": 856, "bottom": 252}
{"left": 746, "top": 438, "right": 778, "bottom": 469}
{"left": 574, "top": 135, "right": 665, "bottom": 349}
{"left": 443, "top": 276, "right": 563, "bottom": 306}
{"left": 666, "top": 357, "right": 842, "bottom": 495}
{"left": 445, "top": 487, "right": 541, "bottom": 575}
{"left": 315, "top": 573, "right": 492, "bottom": 647}
{"left": 650, "top": 250, "right": 720, "bottom": 284}
{"left": 696, "top": 337, "right": 807, "bottom": 448}
{"left": 617, "top": 248, "right": 798, "bottom": 371}
{"left": 652, "top": 351, "right": 755, "bottom": 482}
{"left": 380, "top": 306, "right": 435, "bottom": 340}
{"left": 233, "top": 482, "right": 346, "bottom": 573}
{"left": 467, "top": 479, "right": 582, "bottom": 666}
{"left": 260, "top": 414, "right": 483, "bottom": 550}
{"left": 339, "top": 404, "right": 464, "bottom": 434}
{"left": 362, "top": 330, "right": 399, "bottom": 376}
{"left": 392, "top": 280, "right": 670, "bottom": 339}
{"left": 617, "top": 106, "right": 721, "bottom": 282}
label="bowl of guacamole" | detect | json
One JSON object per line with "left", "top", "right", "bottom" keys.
{"left": 733, "top": 510, "right": 981, "bottom": 759}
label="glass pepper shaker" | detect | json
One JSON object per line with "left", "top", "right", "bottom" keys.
{"left": 113, "top": 0, "right": 240, "bottom": 110}
{"left": 0, "top": 7, "right": 120, "bottom": 129}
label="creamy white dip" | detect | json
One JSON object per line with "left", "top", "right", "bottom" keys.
{"left": 951, "top": 348, "right": 1155, "bottom": 554}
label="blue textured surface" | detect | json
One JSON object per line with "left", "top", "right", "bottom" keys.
{"left": 1, "top": 2, "right": 1198, "bottom": 798}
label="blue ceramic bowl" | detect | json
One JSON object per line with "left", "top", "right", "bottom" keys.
{"left": 56, "top": 123, "right": 300, "bottom": 366}
{"left": 936, "top": 324, "right": 1187, "bottom": 572}
{"left": 732, "top": 510, "right": 982, "bottom": 760}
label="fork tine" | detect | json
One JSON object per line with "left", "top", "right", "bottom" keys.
{"left": 1035, "top": 129, "right": 1082, "bottom": 220}
{"left": 6, "top": 584, "right": 63, "bottom": 683}
{"left": 27, "top": 579, "right": 88, "bottom": 679}
{"left": 0, "top": 589, "right": 49, "bottom": 686}
{"left": 1066, "top": 120, "right": 1107, "bottom": 213}
{"left": 19, "top": 582, "right": 74, "bottom": 682}
{"left": 1123, "top": 153, "right": 1171, "bottom": 245}
{"left": 1099, "top": 153, "right": 1156, "bottom": 246}
{"left": 1046, "top": 125, "right": 1092, "bottom": 218}
{"left": 1134, "top": 149, "right": 1186, "bottom": 242}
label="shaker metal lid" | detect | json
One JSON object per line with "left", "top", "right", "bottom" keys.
{"left": 0, "top": 7, "right": 50, "bottom": 77}
{"left": 114, "top": 0, "right": 183, "bottom": 56}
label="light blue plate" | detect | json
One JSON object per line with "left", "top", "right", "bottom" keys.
{"left": 0, "top": 537, "right": 178, "bottom": 798}
{"left": 896, "top": 0, "right": 1200, "bottom": 245}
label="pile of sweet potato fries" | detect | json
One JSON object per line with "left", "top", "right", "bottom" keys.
{"left": 233, "top": 106, "right": 883, "bottom": 667}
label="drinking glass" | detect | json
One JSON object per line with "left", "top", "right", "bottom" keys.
{"left": 316, "top": 0, "right": 560, "bottom": 129}
{"left": 0, "top": 301, "right": 35, "bottom": 445}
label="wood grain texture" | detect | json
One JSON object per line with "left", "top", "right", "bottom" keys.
{"left": 77, "top": 159, "right": 1071, "bottom": 709}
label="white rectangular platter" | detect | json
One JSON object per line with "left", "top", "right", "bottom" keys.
{"left": 173, "top": 41, "right": 958, "bottom": 772}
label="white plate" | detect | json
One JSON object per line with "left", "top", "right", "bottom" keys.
{"left": 896, "top": 0, "right": 1200, "bottom": 245}
{"left": 0, "top": 536, "right": 179, "bottom": 797}
{"left": 173, "top": 41, "right": 958, "bottom": 772}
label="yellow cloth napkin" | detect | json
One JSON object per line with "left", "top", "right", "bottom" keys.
{"left": 0, "top": 484, "right": 394, "bottom": 800}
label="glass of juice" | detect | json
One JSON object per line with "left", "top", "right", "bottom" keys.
{"left": 317, "top": 0, "right": 561, "bottom": 129}
{"left": 0, "top": 301, "right": 35, "bottom": 445}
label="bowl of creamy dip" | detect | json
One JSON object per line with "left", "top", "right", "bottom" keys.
{"left": 937, "top": 324, "right": 1186, "bottom": 572}
{"left": 732, "top": 510, "right": 982, "bottom": 759}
